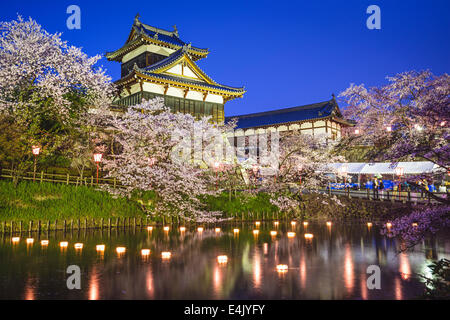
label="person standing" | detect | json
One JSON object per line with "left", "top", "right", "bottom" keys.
{"left": 373, "top": 177, "right": 379, "bottom": 199}
{"left": 379, "top": 179, "right": 384, "bottom": 199}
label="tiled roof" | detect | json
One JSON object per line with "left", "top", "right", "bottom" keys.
{"left": 136, "top": 66, "right": 245, "bottom": 94}
{"left": 225, "top": 99, "right": 343, "bottom": 129}
{"left": 133, "top": 47, "right": 245, "bottom": 94}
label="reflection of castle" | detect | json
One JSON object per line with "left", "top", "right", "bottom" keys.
{"left": 107, "top": 15, "right": 245, "bottom": 123}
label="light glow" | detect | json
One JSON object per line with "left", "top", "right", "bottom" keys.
{"left": 26, "top": 238, "right": 34, "bottom": 244}
{"left": 303, "top": 221, "right": 309, "bottom": 227}
{"left": 276, "top": 264, "right": 288, "bottom": 272}
{"left": 163, "top": 226, "right": 169, "bottom": 231}
{"left": 367, "top": 222, "right": 373, "bottom": 227}
{"left": 41, "top": 240, "right": 49, "bottom": 246}
{"left": 116, "top": 247, "right": 126, "bottom": 254}
{"left": 179, "top": 226, "right": 186, "bottom": 232}
{"left": 217, "top": 255, "right": 228, "bottom": 264}
{"left": 304, "top": 233, "right": 314, "bottom": 239}
{"left": 291, "top": 221, "right": 297, "bottom": 226}
{"left": 253, "top": 230, "right": 259, "bottom": 235}
{"left": 255, "top": 221, "right": 261, "bottom": 226}
{"left": 326, "top": 221, "right": 332, "bottom": 227}
{"left": 74, "top": 243, "right": 83, "bottom": 249}
{"left": 141, "top": 249, "right": 151, "bottom": 256}
{"left": 161, "top": 251, "right": 171, "bottom": 259}
{"left": 147, "top": 226, "right": 153, "bottom": 231}
{"left": 31, "top": 145, "right": 40, "bottom": 156}
{"left": 12, "top": 237, "right": 20, "bottom": 243}
{"left": 197, "top": 227, "right": 204, "bottom": 233}
{"left": 270, "top": 231, "right": 277, "bottom": 236}
{"left": 233, "top": 228, "right": 239, "bottom": 233}
{"left": 96, "top": 245, "right": 105, "bottom": 252}
{"left": 59, "top": 241, "right": 68, "bottom": 248}
{"left": 287, "top": 232, "right": 296, "bottom": 238}
{"left": 215, "top": 227, "right": 221, "bottom": 233}
{"left": 93, "top": 153, "right": 103, "bottom": 163}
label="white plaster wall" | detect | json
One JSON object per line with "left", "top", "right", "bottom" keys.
{"left": 205, "top": 94, "right": 223, "bottom": 104}
{"left": 142, "top": 82, "right": 165, "bottom": 95}
{"left": 185, "top": 90, "right": 203, "bottom": 101}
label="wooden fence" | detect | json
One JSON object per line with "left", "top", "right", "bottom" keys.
{"left": 0, "top": 168, "right": 121, "bottom": 188}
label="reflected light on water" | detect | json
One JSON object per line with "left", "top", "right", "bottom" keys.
{"left": 360, "top": 275, "right": 368, "bottom": 300}
{"left": 88, "top": 268, "right": 99, "bottom": 300}
{"left": 253, "top": 230, "right": 259, "bottom": 236}
{"left": 253, "top": 249, "right": 261, "bottom": 289}
{"left": 344, "top": 245, "right": 354, "bottom": 293}
{"left": 303, "top": 222, "right": 309, "bottom": 227}
{"left": 276, "top": 264, "right": 288, "bottom": 274}
{"left": 233, "top": 228, "right": 239, "bottom": 234}
{"left": 24, "top": 276, "right": 35, "bottom": 300}
{"left": 300, "top": 254, "right": 306, "bottom": 289}
{"left": 399, "top": 253, "right": 411, "bottom": 280}
{"left": 213, "top": 265, "right": 222, "bottom": 298}
{"left": 394, "top": 277, "right": 402, "bottom": 300}
{"left": 146, "top": 269, "right": 154, "bottom": 298}
{"left": 273, "top": 221, "right": 279, "bottom": 227}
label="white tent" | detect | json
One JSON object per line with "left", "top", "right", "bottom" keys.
{"left": 328, "top": 161, "right": 442, "bottom": 175}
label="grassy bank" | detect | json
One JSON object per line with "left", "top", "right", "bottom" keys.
{"left": 0, "top": 180, "right": 414, "bottom": 229}
{"left": 0, "top": 180, "right": 144, "bottom": 222}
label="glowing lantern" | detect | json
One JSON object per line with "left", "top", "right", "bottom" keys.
{"left": 270, "top": 231, "right": 277, "bottom": 236}
{"left": 386, "top": 222, "right": 392, "bottom": 229}
{"left": 386, "top": 126, "right": 392, "bottom": 132}
{"left": 255, "top": 221, "right": 261, "bottom": 226}
{"left": 141, "top": 249, "right": 151, "bottom": 256}
{"left": 287, "top": 232, "right": 296, "bottom": 238}
{"left": 253, "top": 230, "right": 259, "bottom": 235}
{"left": 303, "top": 221, "right": 309, "bottom": 227}
{"left": 354, "top": 129, "right": 360, "bottom": 134}
{"left": 233, "top": 228, "right": 239, "bottom": 233}
{"left": 96, "top": 245, "right": 105, "bottom": 252}
{"left": 412, "top": 222, "right": 418, "bottom": 227}
{"left": 215, "top": 227, "right": 221, "bottom": 233}
{"left": 217, "top": 255, "right": 228, "bottom": 264}
{"left": 41, "top": 240, "right": 49, "bottom": 246}
{"left": 304, "top": 233, "right": 314, "bottom": 239}
{"left": 32, "top": 145, "right": 41, "bottom": 156}
{"left": 276, "top": 264, "right": 288, "bottom": 272}
{"left": 367, "top": 222, "right": 373, "bottom": 227}
{"left": 326, "top": 221, "right": 332, "bottom": 227}
{"left": 197, "top": 227, "right": 204, "bottom": 233}
{"left": 179, "top": 226, "right": 186, "bottom": 232}
{"left": 11, "top": 237, "right": 20, "bottom": 243}
{"left": 116, "top": 247, "right": 126, "bottom": 254}
{"left": 161, "top": 251, "right": 171, "bottom": 259}
{"left": 26, "top": 238, "right": 34, "bottom": 244}
{"left": 74, "top": 243, "right": 83, "bottom": 249}
{"left": 291, "top": 221, "right": 297, "bottom": 226}
{"left": 93, "top": 153, "right": 103, "bottom": 184}
{"left": 60, "top": 241, "right": 68, "bottom": 248}
{"left": 147, "top": 226, "right": 153, "bottom": 231}
{"left": 273, "top": 221, "right": 279, "bottom": 226}
{"left": 163, "top": 226, "right": 169, "bottom": 231}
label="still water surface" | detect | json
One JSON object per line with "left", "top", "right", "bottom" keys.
{"left": 0, "top": 221, "right": 448, "bottom": 299}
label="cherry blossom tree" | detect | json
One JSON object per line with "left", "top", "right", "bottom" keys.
{"left": 339, "top": 70, "right": 450, "bottom": 248}
{"left": 251, "top": 131, "right": 345, "bottom": 213}
{"left": 101, "top": 98, "right": 238, "bottom": 222}
{"left": 0, "top": 16, "right": 114, "bottom": 184}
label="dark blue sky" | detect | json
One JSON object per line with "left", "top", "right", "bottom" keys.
{"left": 2, "top": 0, "right": 449, "bottom": 116}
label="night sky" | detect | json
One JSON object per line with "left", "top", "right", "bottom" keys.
{"left": 2, "top": 0, "right": 449, "bottom": 116}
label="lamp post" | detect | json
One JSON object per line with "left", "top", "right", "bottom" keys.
{"left": 395, "top": 166, "right": 404, "bottom": 200}
{"left": 32, "top": 145, "right": 41, "bottom": 182}
{"left": 93, "top": 153, "right": 103, "bottom": 184}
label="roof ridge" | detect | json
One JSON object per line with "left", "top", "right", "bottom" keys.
{"left": 226, "top": 100, "right": 334, "bottom": 119}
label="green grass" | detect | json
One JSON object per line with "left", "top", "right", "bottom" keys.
{"left": 0, "top": 180, "right": 144, "bottom": 222}
{"left": 203, "top": 192, "right": 279, "bottom": 217}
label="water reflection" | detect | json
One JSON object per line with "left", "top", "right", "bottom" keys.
{"left": 0, "top": 221, "right": 448, "bottom": 299}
